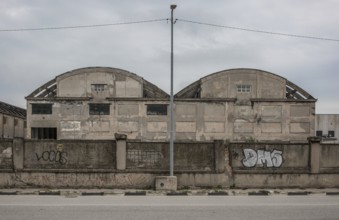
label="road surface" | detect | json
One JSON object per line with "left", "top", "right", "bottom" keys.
{"left": 1, "top": 195, "right": 339, "bottom": 220}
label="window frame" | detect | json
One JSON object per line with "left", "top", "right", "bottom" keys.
{"left": 236, "top": 84, "right": 252, "bottom": 93}
{"left": 316, "top": 130, "right": 323, "bottom": 137}
{"left": 328, "top": 130, "right": 335, "bottom": 138}
{"left": 92, "top": 84, "right": 107, "bottom": 92}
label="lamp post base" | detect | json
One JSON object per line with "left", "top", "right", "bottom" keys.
{"left": 155, "top": 176, "right": 177, "bottom": 191}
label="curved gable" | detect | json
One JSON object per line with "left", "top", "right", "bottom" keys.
{"left": 26, "top": 67, "right": 168, "bottom": 99}
{"left": 175, "top": 68, "right": 315, "bottom": 100}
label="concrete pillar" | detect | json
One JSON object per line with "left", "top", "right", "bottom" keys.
{"left": 214, "top": 140, "right": 225, "bottom": 173}
{"left": 115, "top": 133, "right": 127, "bottom": 170}
{"left": 13, "top": 138, "right": 24, "bottom": 170}
{"left": 308, "top": 137, "right": 321, "bottom": 174}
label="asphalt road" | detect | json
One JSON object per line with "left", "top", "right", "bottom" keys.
{"left": 1, "top": 195, "right": 339, "bottom": 220}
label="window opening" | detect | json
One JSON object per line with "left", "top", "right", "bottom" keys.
{"left": 146, "top": 104, "right": 168, "bottom": 115}
{"left": 316, "top": 130, "right": 323, "bottom": 137}
{"left": 32, "top": 104, "right": 52, "bottom": 114}
{"left": 31, "top": 127, "right": 57, "bottom": 139}
{"left": 237, "top": 85, "right": 251, "bottom": 93}
{"left": 92, "top": 84, "right": 106, "bottom": 92}
{"left": 328, "top": 130, "right": 335, "bottom": 137}
{"left": 89, "top": 104, "right": 110, "bottom": 115}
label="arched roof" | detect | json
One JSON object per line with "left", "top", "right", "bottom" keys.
{"left": 26, "top": 67, "right": 169, "bottom": 99}
{"left": 175, "top": 68, "right": 315, "bottom": 100}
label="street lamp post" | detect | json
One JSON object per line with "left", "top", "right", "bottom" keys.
{"left": 169, "top": 4, "right": 176, "bottom": 177}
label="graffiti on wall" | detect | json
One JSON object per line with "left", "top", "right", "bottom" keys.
{"left": 35, "top": 144, "right": 68, "bottom": 165}
{"left": 242, "top": 148, "right": 283, "bottom": 168}
{"left": 0, "top": 147, "right": 12, "bottom": 164}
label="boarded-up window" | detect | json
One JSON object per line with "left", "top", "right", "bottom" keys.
{"left": 31, "top": 127, "right": 57, "bottom": 139}
{"left": 146, "top": 104, "right": 167, "bottom": 115}
{"left": 89, "top": 104, "right": 110, "bottom": 115}
{"left": 32, "top": 104, "right": 52, "bottom": 114}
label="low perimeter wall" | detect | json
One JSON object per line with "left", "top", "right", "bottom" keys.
{"left": 0, "top": 137, "right": 338, "bottom": 188}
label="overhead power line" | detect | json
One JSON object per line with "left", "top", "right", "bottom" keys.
{"left": 1, "top": 17, "right": 338, "bottom": 42}
{"left": 0, "top": 18, "right": 167, "bottom": 32}
{"left": 177, "top": 19, "right": 339, "bottom": 42}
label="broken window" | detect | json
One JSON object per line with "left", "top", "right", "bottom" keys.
{"left": 91, "top": 84, "right": 106, "bottom": 92}
{"left": 14, "top": 119, "right": 18, "bottom": 126}
{"left": 3, "top": 116, "right": 7, "bottom": 124}
{"left": 31, "top": 127, "right": 57, "bottom": 139}
{"left": 32, "top": 104, "right": 52, "bottom": 114}
{"left": 89, "top": 103, "right": 110, "bottom": 115}
{"left": 147, "top": 104, "right": 168, "bottom": 115}
{"left": 328, "top": 130, "right": 335, "bottom": 137}
{"left": 237, "top": 85, "right": 251, "bottom": 93}
{"left": 316, "top": 130, "right": 323, "bottom": 137}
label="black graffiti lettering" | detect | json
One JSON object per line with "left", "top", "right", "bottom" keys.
{"left": 36, "top": 150, "right": 68, "bottom": 165}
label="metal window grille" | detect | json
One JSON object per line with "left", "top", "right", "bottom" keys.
{"left": 127, "top": 149, "right": 162, "bottom": 168}
{"left": 237, "top": 85, "right": 251, "bottom": 93}
{"left": 92, "top": 84, "right": 106, "bottom": 92}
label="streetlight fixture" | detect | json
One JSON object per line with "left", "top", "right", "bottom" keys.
{"left": 169, "top": 4, "right": 176, "bottom": 177}
{"left": 155, "top": 4, "right": 178, "bottom": 191}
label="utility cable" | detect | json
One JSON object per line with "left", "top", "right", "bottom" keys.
{"left": 0, "top": 18, "right": 168, "bottom": 32}
{"left": 177, "top": 19, "right": 339, "bottom": 42}
{"left": 1, "top": 17, "right": 338, "bottom": 42}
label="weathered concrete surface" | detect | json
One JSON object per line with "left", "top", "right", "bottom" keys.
{"left": 0, "top": 172, "right": 155, "bottom": 189}
{"left": 177, "top": 173, "right": 229, "bottom": 188}
{"left": 0, "top": 172, "right": 232, "bottom": 189}
{"left": 115, "top": 133, "right": 127, "bottom": 170}
{"left": 13, "top": 138, "right": 24, "bottom": 170}
{"left": 126, "top": 142, "right": 215, "bottom": 171}
{"left": 24, "top": 140, "right": 116, "bottom": 169}
{"left": 155, "top": 176, "right": 177, "bottom": 191}
{"left": 320, "top": 143, "right": 339, "bottom": 173}
{"left": 233, "top": 174, "right": 339, "bottom": 188}
{"left": 0, "top": 139, "right": 13, "bottom": 169}
{"left": 231, "top": 143, "right": 310, "bottom": 173}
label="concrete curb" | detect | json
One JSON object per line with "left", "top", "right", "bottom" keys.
{"left": 0, "top": 188, "right": 339, "bottom": 197}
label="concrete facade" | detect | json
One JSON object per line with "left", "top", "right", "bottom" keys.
{"left": 0, "top": 101, "right": 26, "bottom": 139}
{"left": 26, "top": 67, "right": 316, "bottom": 142}
{"left": 316, "top": 114, "right": 339, "bottom": 143}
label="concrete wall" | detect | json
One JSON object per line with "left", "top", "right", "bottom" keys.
{"left": 0, "top": 113, "right": 25, "bottom": 138}
{"left": 316, "top": 114, "right": 339, "bottom": 143}
{"left": 0, "top": 138, "right": 339, "bottom": 188}
{"left": 0, "top": 139, "right": 13, "bottom": 169}
{"left": 24, "top": 140, "right": 116, "bottom": 169}
{"left": 230, "top": 143, "right": 309, "bottom": 173}
{"left": 126, "top": 141, "right": 215, "bottom": 172}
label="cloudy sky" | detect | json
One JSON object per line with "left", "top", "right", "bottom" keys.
{"left": 1, "top": 0, "right": 338, "bottom": 113}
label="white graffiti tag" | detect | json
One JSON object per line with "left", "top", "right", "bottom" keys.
{"left": 242, "top": 149, "right": 283, "bottom": 168}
